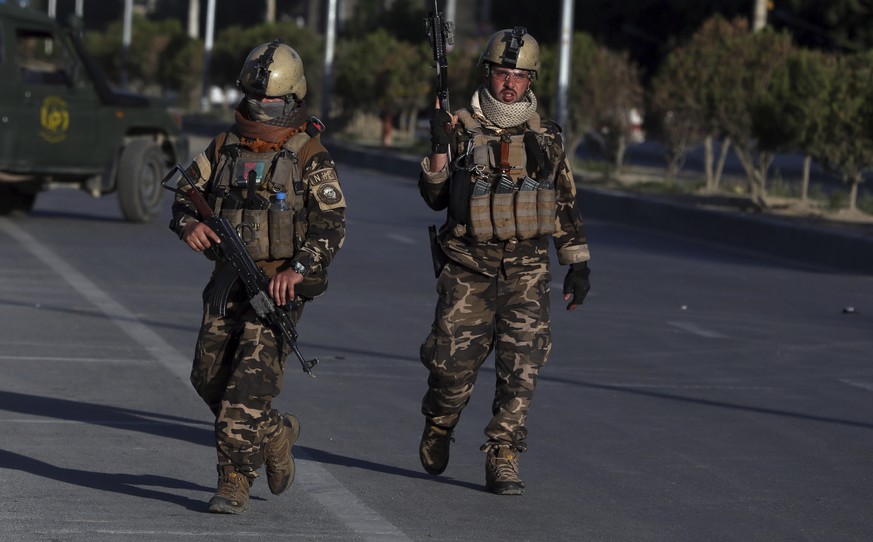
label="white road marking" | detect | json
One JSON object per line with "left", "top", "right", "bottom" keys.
{"left": 0, "top": 355, "right": 151, "bottom": 363}
{"left": 386, "top": 233, "right": 416, "bottom": 245}
{"left": 839, "top": 379, "right": 873, "bottom": 393}
{"left": 0, "top": 218, "right": 411, "bottom": 542}
{"left": 668, "top": 320, "right": 728, "bottom": 338}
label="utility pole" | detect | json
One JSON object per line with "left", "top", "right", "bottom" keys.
{"left": 556, "top": 0, "right": 573, "bottom": 129}
{"left": 201, "top": 0, "right": 216, "bottom": 112}
{"left": 753, "top": 0, "right": 768, "bottom": 31}
{"left": 121, "top": 0, "right": 132, "bottom": 89}
{"left": 187, "top": 0, "right": 199, "bottom": 39}
{"left": 322, "top": 0, "right": 337, "bottom": 121}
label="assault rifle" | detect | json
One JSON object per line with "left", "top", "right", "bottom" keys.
{"left": 161, "top": 164, "right": 319, "bottom": 376}
{"left": 424, "top": 0, "right": 454, "bottom": 123}
{"left": 424, "top": 1, "right": 454, "bottom": 279}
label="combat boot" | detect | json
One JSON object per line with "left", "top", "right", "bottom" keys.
{"left": 264, "top": 413, "right": 300, "bottom": 495}
{"left": 484, "top": 445, "right": 525, "bottom": 496}
{"left": 208, "top": 466, "right": 252, "bottom": 514}
{"left": 419, "top": 422, "right": 454, "bottom": 475}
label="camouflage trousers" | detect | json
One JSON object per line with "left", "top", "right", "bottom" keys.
{"left": 191, "top": 282, "right": 303, "bottom": 478}
{"left": 420, "top": 259, "right": 551, "bottom": 451}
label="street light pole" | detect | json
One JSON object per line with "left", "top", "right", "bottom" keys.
{"left": 201, "top": 0, "right": 216, "bottom": 113}
{"left": 121, "top": 0, "right": 132, "bottom": 89}
{"left": 556, "top": 0, "right": 573, "bottom": 129}
{"left": 753, "top": 0, "right": 768, "bottom": 31}
{"left": 322, "top": 0, "right": 337, "bottom": 121}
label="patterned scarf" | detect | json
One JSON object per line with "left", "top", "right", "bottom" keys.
{"left": 233, "top": 100, "right": 309, "bottom": 152}
{"left": 474, "top": 85, "right": 538, "bottom": 129}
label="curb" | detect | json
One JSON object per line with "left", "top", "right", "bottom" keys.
{"left": 326, "top": 140, "right": 873, "bottom": 276}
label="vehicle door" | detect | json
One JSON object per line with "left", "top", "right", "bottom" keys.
{"left": 12, "top": 26, "right": 99, "bottom": 172}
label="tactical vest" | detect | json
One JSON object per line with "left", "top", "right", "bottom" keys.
{"left": 210, "top": 118, "right": 323, "bottom": 262}
{"left": 448, "top": 110, "right": 557, "bottom": 243}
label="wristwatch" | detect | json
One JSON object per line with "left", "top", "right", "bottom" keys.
{"left": 291, "top": 261, "right": 308, "bottom": 276}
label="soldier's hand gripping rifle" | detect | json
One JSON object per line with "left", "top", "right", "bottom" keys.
{"left": 424, "top": 0, "right": 454, "bottom": 151}
{"left": 162, "top": 165, "right": 319, "bottom": 377}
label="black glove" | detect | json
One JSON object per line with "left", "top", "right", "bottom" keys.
{"left": 429, "top": 108, "right": 453, "bottom": 153}
{"left": 563, "top": 262, "right": 591, "bottom": 310}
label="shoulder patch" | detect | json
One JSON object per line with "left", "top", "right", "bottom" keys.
{"left": 308, "top": 167, "right": 339, "bottom": 185}
{"left": 317, "top": 183, "right": 341, "bottom": 204}
{"left": 314, "top": 181, "right": 345, "bottom": 210}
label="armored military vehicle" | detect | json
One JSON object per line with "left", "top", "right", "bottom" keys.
{"left": 0, "top": 3, "right": 188, "bottom": 222}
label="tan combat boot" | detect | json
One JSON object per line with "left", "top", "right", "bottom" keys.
{"left": 263, "top": 413, "right": 300, "bottom": 495}
{"left": 484, "top": 445, "right": 525, "bottom": 496}
{"left": 419, "top": 422, "right": 454, "bottom": 475}
{"left": 208, "top": 466, "right": 252, "bottom": 514}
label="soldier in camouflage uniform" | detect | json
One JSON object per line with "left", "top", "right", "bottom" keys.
{"left": 418, "top": 27, "right": 591, "bottom": 495}
{"left": 170, "top": 39, "right": 346, "bottom": 513}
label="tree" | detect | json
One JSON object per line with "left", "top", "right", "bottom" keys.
{"left": 585, "top": 47, "right": 644, "bottom": 170}
{"left": 537, "top": 32, "right": 600, "bottom": 162}
{"left": 85, "top": 16, "right": 192, "bottom": 99}
{"left": 650, "top": 17, "right": 749, "bottom": 190}
{"left": 333, "top": 29, "right": 430, "bottom": 145}
{"left": 807, "top": 51, "right": 873, "bottom": 212}
{"left": 210, "top": 22, "right": 324, "bottom": 112}
{"left": 705, "top": 22, "right": 794, "bottom": 205}
{"left": 753, "top": 48, "right": 835, "bottom": 202}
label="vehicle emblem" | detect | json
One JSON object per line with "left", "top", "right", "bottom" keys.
{"left": 39, "top": 96, "right": 70, "bottom": 143}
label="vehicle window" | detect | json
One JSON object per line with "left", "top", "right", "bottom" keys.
{"left": 16, "top": 29, "right": 73, "bottom": 86}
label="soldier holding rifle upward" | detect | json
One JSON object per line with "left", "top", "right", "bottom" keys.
{"left": 419, "top": 22, "right": 592, "bottom": 495}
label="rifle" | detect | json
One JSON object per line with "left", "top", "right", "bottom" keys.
{"left": 161, "top": 164, "right": 319, "bottom": 377}
{"left": 424, "top": 0, "right": 454, "bottom": 131}
{"left": 424, "top": 1, "right": 454, "bottom": 279}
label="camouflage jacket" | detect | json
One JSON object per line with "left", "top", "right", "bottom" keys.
{"left": 170, "top": 130, "right": 346, "bottom": 281}
{"left": 418, "top": 109, "right": 588, "bottom": 277}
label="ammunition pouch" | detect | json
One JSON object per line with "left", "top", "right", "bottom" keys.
{"left": 446, "top": 108, "right": 562, "bottom": 243}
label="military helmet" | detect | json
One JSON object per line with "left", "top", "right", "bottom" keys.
{"left": 478, "top": 26, "right": 540, "bottom": 80}
{"left": 237, "top": 39, "right": 307, "bottom": 100}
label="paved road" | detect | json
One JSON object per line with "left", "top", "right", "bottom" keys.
{"left": 1, "top": 154, "right": 872, "bottom": 541}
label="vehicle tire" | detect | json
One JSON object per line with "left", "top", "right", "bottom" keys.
{"left": 0, "top": 184, "right": 37, "bottom": 216}
{"left": 117, "top": 138, "right": 167, "bottom": 223}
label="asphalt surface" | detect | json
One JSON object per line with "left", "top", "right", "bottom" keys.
{"left": 1, "top": 136, "right": 872, "bottom": 541}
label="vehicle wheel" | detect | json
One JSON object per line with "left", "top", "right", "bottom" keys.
{"left": 117, "top": 138, "right": 167, "bottom": 223}
{"left": 0, "top": 184, "right": 37, "bottom": 216}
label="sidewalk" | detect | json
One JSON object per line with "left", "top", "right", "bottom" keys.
{"left": 325, "top": 140, "right": 873, "bottom": 275}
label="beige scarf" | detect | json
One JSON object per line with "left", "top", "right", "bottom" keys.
{"left": 473, "top": 86, "right": 538, "bottom": 129}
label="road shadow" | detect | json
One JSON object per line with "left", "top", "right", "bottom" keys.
{"left": 0, "top": 390, "right": 213, "bottom": 447}
{"left": 0, "top": 298, "right": 198, "bottom": 334}
{"left": 536, "top": 373, "right": 873, "bottom": 430}
{"left": 0, "top": 448, "right": 213, "bottom": 512}
{"left": 297, "top": 446, "right": 483, "bottom": 492}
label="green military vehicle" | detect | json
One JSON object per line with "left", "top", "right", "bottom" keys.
{"left": 0, "top": 3, "right": 188, "bottom": 222}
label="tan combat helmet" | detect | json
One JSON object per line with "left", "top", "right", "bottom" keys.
{"left": 237, "top": 39, "right": 307, "bottom": 100}
{"left": 478, "top": 26, "right": 540, "bottom": 80}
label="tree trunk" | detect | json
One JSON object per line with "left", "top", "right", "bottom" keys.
{"left": 704, "top": 135, "right": 714, "bottom": 191}
{"left": 848, "top": 174, "right": 860, "bottom": 211}
{"left": 733, "top": 145, "right": 767, "bottom": 209}
{"left": 801, "top": 154, "right": 811, "bottom": 202}
{"left": 381, "top": 111, "right": 394, "bottom": 147}
{"left": 713, "top": 137, "right": 731, "bottom": 191}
